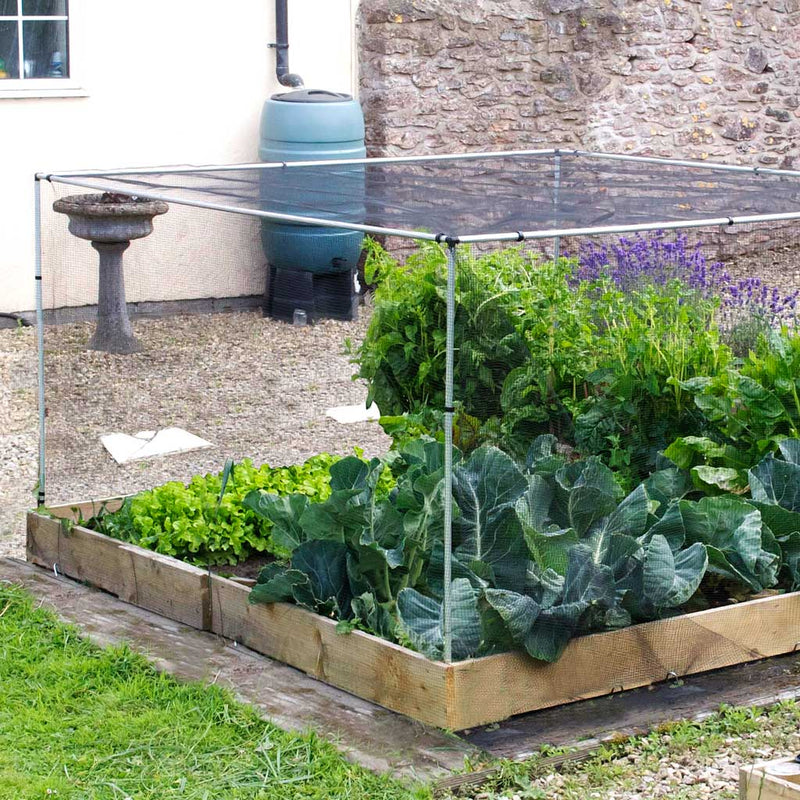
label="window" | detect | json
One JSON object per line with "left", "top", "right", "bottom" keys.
{"left": 0, "top": 0, "right": 69, "bottom": 82}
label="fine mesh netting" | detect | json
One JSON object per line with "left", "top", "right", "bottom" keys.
{"left": 36, "top": 151, "right": 800, "bottom": 680}
{"left": 47, "top": 150, "right": 800, "bottom": 240}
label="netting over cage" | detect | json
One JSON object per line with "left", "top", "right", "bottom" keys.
{"left": 43, "top": 149, "right": 800, "bottom": 241}
{"left": 34, "top": 149, "right": 800, "bottom": 671}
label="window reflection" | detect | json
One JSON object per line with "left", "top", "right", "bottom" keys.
{"left": 22, "top": 1, "right": 67, "bottom": 15}
{"left": 22, "top": 19, "right": 67, "bottom": 77}
{"left": 0, "top": 21, "right": 19, "bottom": 78}
{"left": 0, "top": 0, "right": 69, "bottom": 80}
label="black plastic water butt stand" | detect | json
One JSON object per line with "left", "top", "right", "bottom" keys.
{"left": 266, "top": 266, "right": 359, "bottom": 323}
{"left": 53, "top": 193, "right": 168, "bottom": 354}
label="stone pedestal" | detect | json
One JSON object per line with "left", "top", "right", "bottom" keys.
{"left": 53, "top": 193, "right": 168, "bottom": 354}
{"left": 89, "top": 240, "right": 139, "bottom": 354}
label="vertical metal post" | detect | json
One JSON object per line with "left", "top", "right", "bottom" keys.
{"left": 442, "top": 240, "right": 457, "bottom": 663}
{"left": 553, "top": 151, "right": 562, "bottom": 263}
{"left": 34, "top": 177, "right": 47, "bottom": 507}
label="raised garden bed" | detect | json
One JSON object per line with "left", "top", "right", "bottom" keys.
{"left": 27, "top": 500, "right": 800, "bottom": 731}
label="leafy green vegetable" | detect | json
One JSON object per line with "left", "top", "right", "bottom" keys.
{"left": 666, "top": 329, "right": 800, "bottom": 486}
{"left": 678, "top": 497, "right": 780, "bottom": 593}
{"left": 523, "top": 545, "right": 618, "bottom": 662}
{"left": 452, "top": 447, "right": 530, "bottom": 590}
{"left": 243, "top": 436, "right": 800, "bottom": 666}
{"left": 95, "top": 425, "right": 792, "bottom": 667}
{"left": 622, "top": 535, "right": 708, "bottom": 619}
{"left": 750, "top": 454, "right": 800, "bottom": 511}
{"left": 747, "top": 442, "right": 800, "bottom": 590}
{"left": 247, "top": 446, "right": 443, "bottom": 627}
{"left": 397, "top": 579, "right": 482, "bottom": 661}
{"left": 86, "top": 454, "right": 340, "bottom": 566}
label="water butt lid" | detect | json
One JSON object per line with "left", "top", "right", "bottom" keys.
{"left": 272, "top": 89, "right": 353, "bottom": 103}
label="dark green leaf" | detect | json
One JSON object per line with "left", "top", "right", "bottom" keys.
{"left": 515, "top": 475, "right": 554, "bottom": 534}
{"left": 643, "top": 467, "right": 692, "bottom": 512}
{"left": 681, "top": 496, "right": 778, "bottom": 592}
{"left": 454, "top": 506, "right": 530, "bottom": 591}
{"left": 243, "top": 491, "right": 309, "bottom": 554}
{"left": 749, "top": 455, "right": 800, "bottom": 512}
{"left": 525, "top": 527, "right": 578, "bottom": 576}
{"left": 484, "top": 589, "right": 541, "bottom": 643}
{"left": 291, "top": 540, "right": 351, "bottom": 615}
{"left": 350, "top": 592, "right": 397, "bottom": 640}
{"left": 779, "top": 440, "right": 800, "bottom": 465}
{"left": 646, "top": 502, "right": 688, "bottom": 552}
{"left": 249, "top": 565, "right": 310, "bottom": 606}
{"left": 396, "top": 578, "right": 482, "bottom": 661}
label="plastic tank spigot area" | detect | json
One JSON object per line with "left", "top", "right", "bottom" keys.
{"left": 259, "top": 89, "right": 366, "bottom": 323}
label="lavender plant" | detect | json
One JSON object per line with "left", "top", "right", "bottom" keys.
{"left": 575, "top": 231, "right": 727, "bottom": 293}
{"left": 576, "top": 231, "right": 799, "bottom": 333}
{"left": 723, "top": 276, "right": 799, "bottom": 326}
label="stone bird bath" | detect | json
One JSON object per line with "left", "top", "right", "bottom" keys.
{"left": 53, "top": 193, "right": 168, "bottom": 354}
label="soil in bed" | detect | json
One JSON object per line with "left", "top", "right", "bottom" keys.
{"left": 211, "top": 553, "right": 274, "bottom": 582}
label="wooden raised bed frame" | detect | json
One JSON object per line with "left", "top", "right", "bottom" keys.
{"left": 27, "top": 500, "right": 800, "bottom": 731}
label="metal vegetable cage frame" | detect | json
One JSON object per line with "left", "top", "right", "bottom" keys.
{"left": 33, "top": 147, "right": 800, "bottom": 661}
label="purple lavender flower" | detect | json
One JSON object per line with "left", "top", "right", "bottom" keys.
{"left": 574, "top": 230, "right": 798, "bottom": 328}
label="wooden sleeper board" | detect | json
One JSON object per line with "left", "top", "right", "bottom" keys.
{"left": 26, "top": 503, "right": 800, "bottom": 731}
{"left": 450, "top": 592, "right": 800, "bottom": 730}
{"left": 26, "top": 511, "right": 209, "bottom": 631}
{"left": 208, "top": 575, "right": 451, "bottom": 728}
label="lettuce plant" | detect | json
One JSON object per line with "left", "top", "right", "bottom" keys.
{"left": 87, "top": 454, "right": 339, "bottom": 566}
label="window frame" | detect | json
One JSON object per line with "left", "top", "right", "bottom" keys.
{"left": 0, "top": 0, "right": 85, "bottom": 97}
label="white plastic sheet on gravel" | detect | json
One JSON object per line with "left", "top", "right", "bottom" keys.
{"left": 0, "top": 310, "right": 389, "bottom": 560}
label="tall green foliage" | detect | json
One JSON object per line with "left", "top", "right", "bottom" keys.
{"left": 357, "top": 242, "right": 528, "bottom": 421}
{"left": 357, "top": 240, "right": 730, "bottom": 481}
{"left": 665, "top": 328, "right": 800, "bottom": 489}
{"left": 570, "top": 279, "right": 729, "bottom": 477}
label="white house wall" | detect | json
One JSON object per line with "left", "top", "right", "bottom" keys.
{"left": 1, "top": 0, "right": 358, "bottom": 314}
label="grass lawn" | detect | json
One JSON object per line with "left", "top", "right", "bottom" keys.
{"left": 3, "top": 580, "right": 800, "bottom": 800}
{"left": 0, "top": 584, "right": 430, "bottom": 799}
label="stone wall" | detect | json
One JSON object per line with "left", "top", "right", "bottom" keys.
{"left": 358, "top": 0, "right": 800, "bottom": 167}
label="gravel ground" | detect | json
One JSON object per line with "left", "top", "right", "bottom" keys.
{"left": 0, "top": 323, "right": 38, "bottom": 561}
{"left": 0, "top": 308, "right": 389, "bottom": 560}
{"left": 453, "top": 701, "right": 800, "bottom": 800}
{"left": 724, "top": 239, "right": 800, "bottom": 298}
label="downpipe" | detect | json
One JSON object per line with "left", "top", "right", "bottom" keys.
{"left": 272, "top": 0, "right": 304, "bottom": 88}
